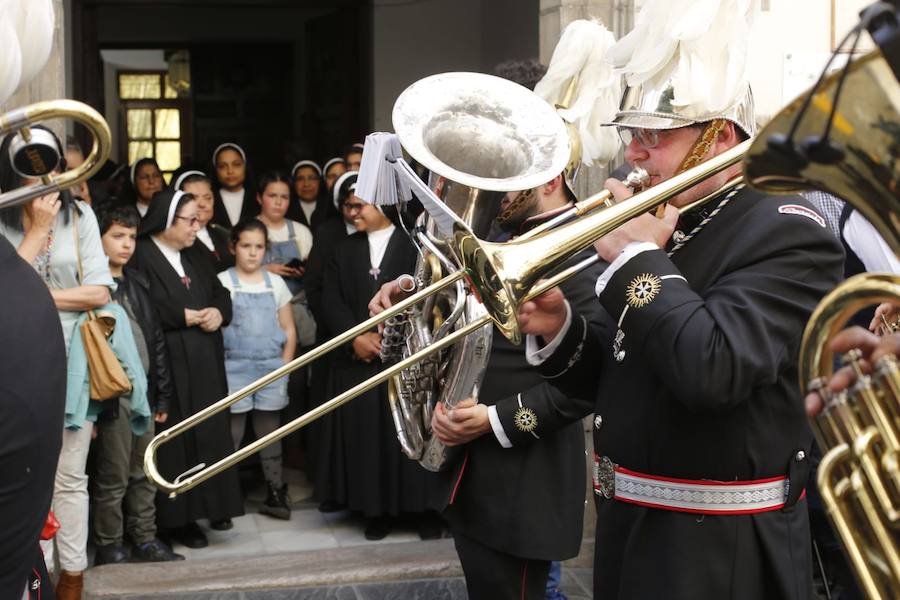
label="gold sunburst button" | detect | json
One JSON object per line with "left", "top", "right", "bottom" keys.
{"left": 626, "top": 273, "right": 662, "bottom": 308}
{"left": 513, "top": 407, "right": 538, "bottom": 433}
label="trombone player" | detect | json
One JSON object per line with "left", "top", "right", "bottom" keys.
{"left": 515, "top": 1, "right": 845, "bottom": 597}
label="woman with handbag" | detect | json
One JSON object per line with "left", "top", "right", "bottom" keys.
{"left": 0, "top": 128, "right": 115, "bottom": 600}
{"left": 131, "top": 188, "right": 243, "bottom": 550}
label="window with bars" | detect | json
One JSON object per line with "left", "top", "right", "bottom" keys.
{"left": 118, "top": 71, "right": 190, "bottom": 183}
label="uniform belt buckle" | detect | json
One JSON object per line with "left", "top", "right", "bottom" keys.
{"left": 593, "top": 455, "right": 616, "bottom": 499}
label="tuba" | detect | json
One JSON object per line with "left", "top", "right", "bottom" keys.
{"left": 381, "top": 72, "right": 572, "bottom": 471}
{"left": 744, "top": 18, "right": 900, "bottom": 598}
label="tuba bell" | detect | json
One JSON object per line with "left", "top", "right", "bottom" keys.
{"left": 745, "top": 25, "right": 900, "bottom": 598}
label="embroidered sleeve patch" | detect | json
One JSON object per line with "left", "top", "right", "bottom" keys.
{"left": 626, "top": 273, "right": 661, "bottom": 308}
{"left": 778, "top": 204, "right": 826, "bottom": 228}
{"left": 513, "top": 407, "right": 538, "bottom": 433}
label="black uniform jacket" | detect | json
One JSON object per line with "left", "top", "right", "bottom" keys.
{"left": 0, "top": 236, "right": 65, "bottom": 598}
{"left": 525, "top": 187, "right": 845, "bottom": 599}
{"left": 439, "top": 231, "right": 605, "bottom": 561}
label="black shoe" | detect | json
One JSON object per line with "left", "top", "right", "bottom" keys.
{"left": 364, "top": 516, "right": 392, "bottom": 541}
{"left": 259, "top": 482, "right": 291, "bottom": 520}
{"left": 209, "top": 518, "right": 233, "bottom": 531}
{"left": 317, "top": 500, "right": 345, "bottom": 513}
{"left": 417, "top": 512, "right": 444, "bottom": 541}
{"left": 94, "top": 543, "right": 129, "bottom": 566}
{"left": 171, "top": 522, "right": 208, "bottom": 548}
{"left": 131, "top": 539, "right": 185, "bottom": 562}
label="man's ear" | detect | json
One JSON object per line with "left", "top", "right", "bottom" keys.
{"left": 542, "top": 174, "right": 564, "bottom": 195}
{"left": 718, "top": 120, "right": 742, "bottom": 147}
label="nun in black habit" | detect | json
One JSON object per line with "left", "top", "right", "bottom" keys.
{"left": 287, "top": 159, "right": 336, "bottom": 232}
{"left": 313, "top": 175, "right": 442, "bottom": 540}
{"left": 132, "top": 189, "right": 243, "bottom": 548}
{"left": 211, "top": 142, "right": 259, "bottom": 229}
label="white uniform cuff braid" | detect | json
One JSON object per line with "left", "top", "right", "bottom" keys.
{"left": 488, "top": 404, "right": 513, "bottom": 448}
{"left": 594, "top": 241, "right": 659, "bottom": 297}
{"left": 525, "top": 300, "right": 572, "bottom": 366}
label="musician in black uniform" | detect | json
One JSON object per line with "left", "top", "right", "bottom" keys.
{"left": 370, "top": 172, "right": 603, "bottom": 600}
{"left": 512, "top": 4, "right": 846, "bottom": 598}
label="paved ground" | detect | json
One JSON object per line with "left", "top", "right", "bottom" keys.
{"left": 83, "top": 468, "right": 592, "bottom": 599}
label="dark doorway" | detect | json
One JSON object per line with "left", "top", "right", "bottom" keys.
{"left": 191, "top": 43, "right": 294, "bottom": 172}
{"left": 71, "top": 0, "right": 366, "bottom": 175}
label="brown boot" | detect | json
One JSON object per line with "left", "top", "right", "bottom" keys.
{"left": 56, "top": 570, "right": 83, "bottom": 600}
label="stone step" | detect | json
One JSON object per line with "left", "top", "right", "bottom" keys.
{"left": 83, "top": 539, "right": 593, "bottom": 599}
{"left": 84, "top": 539, "right": 465, "bottom": 599}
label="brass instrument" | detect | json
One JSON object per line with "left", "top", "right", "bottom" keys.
{"left": 144, "top": 74, "right": 747, "bottom": 497}
{"left": 0, "top": 99, "right": 111, "bottom": 207}
{"left": 745, "top": 47, "right": 900, "bottom": 599}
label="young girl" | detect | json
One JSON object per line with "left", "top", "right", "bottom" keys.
{"left": 255, "top": 171, "right": 313, "bottom": 296}
{"left": 218, "top": 219, "right": 297, "bottom": 520}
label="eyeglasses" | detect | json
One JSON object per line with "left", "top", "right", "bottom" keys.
{"left": 617, "top": 125, "right": 703, "bottom": 150}
{"left": 174, "top": 215, "right": 200, "bottom": 226}
{"left": 343, "top": 201, "right": 366, "bottom": 213}
{"left": 296, "top": 175, "right": 320, "bottom": 183}
{"left": 617, "top": 128, "right": 665, "bottom": 149}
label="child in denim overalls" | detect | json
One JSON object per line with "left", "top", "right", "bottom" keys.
{"left": 255, "top": 171, "right": 313, "bottom": 296}
{"left": 217, "top": 219, "right": 297, "bottom": 519}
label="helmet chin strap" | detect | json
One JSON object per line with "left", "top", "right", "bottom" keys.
{"left": 655, "top": 118, "right": 728, "bottom": 217}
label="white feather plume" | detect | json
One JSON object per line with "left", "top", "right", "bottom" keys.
{"left": 12, "top": 0, "right": 55, "bottom": 88}
{"left": 610, "top": 0, "right": 757, "bottom": 118}
{"left": 0, "top": 0, "right": 23, "bottom": 105}
{"left": 534, "top": 19, "right": 622, "bottom": 166}
{"left": 0, "top": 0, "right": 55, "bottom": 105}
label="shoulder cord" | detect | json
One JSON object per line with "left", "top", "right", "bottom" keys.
{"left": 667, "top": 184, "right": 744, "bottom": 257}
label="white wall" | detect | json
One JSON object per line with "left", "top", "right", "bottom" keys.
{"left": 370, "top": 0, "right": 539, "bottom": 132}
{"left": 747, "top": 1, "right": 832, "bottom": 123}
{"left": 371, "top": 0, "right": 484, "bottom": 132}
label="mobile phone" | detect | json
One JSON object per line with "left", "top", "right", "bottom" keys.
{"left": 284, "top": 258, "right": 304, "bottom": 270}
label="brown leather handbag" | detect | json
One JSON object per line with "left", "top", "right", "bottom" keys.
{"left": 73, "top": 210, "right": 132, "bottom": 401}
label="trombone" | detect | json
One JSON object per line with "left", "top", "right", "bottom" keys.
{"left": 0, "top": 99, "right": 111, "bottom": 208}
{"left": 144, "top": 135, "right": 748, "bottom": 498}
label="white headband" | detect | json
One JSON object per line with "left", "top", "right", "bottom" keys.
{"left": 212, "top": 142, "right": 246, "bottom": 164}
{"left": 173, "top": 170, "right": 207, "bottom": 191}
{"left": 130, "top": 158, "right": 154, "bottom": 185}
{"left": 291, "top": 160, "right": 322, "bottom": 178}
{"left": 332, "top": 171, "right": 358, "bottom": 210}
{"left": 323, "top": 157, "right": 344, "bottom": 174}
{"left": 166, "top": 190, "right": 187, "bottom": 229}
